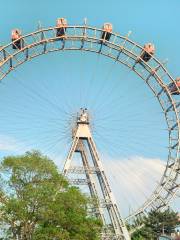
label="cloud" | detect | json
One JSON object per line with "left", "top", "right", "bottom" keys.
{"left": 0, "top": 135, "right": 19, "bottom": 151}
{"left": 102, "top": 156, "right": 167, "bottom": 216}
{"left": 0, "top": 135, "right": 26, "bottom": 154}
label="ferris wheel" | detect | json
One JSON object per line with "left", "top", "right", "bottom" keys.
{"left": 0, "top": 18, "right": 179, "bottom": 239}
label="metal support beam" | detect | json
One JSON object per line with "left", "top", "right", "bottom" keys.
{"left": 63, "top": 109, "right": 130, "bottom": 240}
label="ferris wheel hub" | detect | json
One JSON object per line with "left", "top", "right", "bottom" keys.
{"left": 77, "top": 108, "right": 89, "bottom": 124}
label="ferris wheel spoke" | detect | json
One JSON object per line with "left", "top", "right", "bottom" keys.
{"left": 10, "top": 70, "right": 69, "bottom": 117}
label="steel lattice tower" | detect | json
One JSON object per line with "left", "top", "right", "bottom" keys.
{"left": 63, "top": 109, "right": 130, "bottom": 240}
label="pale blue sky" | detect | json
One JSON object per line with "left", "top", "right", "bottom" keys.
{"left": 0, "top": 0, "right": 179, "bottom": 215}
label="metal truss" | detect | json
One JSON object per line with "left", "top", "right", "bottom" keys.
{"left": 63, "top": 109, "right": 131, "bottom": 240}
{"left": 0, "top": 21, "right": 179, "bottom": 223}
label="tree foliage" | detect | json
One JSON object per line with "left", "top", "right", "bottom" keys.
{"left": 0, "top": 151, "right": 102, "bottom": 240}
{"left": 131, "top": 209, "right": 179, "bottom": 240}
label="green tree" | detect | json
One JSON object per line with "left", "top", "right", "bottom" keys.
{"left": 0, "top": 151, "right": 102, "bottom": 240}
{"left": 131, "top": 209, "right": 179, "bottom": 240}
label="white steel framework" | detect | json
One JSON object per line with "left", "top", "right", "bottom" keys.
{"left": 63, "top": 109, "right": 131, "bottom": 240}
{"left": 0, "top": 20, "right": 179, "bottom": 226}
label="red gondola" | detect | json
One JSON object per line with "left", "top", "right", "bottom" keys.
{"left": 140, "top": 43, "right": 155, "bottom": 62}
{"left": 168, "top": 78, "right": 180, "bottom": 95}
{"left": 56, "top": 18, "right": 67, "bottom": 39}
{"left": 11, "top": 29, "right": 22, "bottom": 49}
{"left": 101, "top": 23, "right": 113, "bottom": 42}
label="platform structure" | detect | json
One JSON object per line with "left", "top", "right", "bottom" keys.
{"left": 63, "top": 108, "right": 130, "bottom": 240}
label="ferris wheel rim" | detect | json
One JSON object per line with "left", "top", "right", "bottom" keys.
{"left": 0, "top": 24, "right": 179, "bottom": 221}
